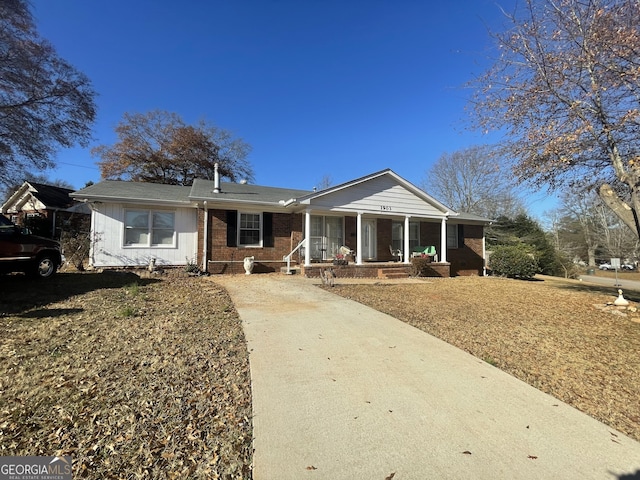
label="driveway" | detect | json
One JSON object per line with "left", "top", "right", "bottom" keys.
{"left": 214, "top": 274, "right": 640, "bottom": 480}
{"left": 579, "top": 274, "right": 640, "bottom": 292}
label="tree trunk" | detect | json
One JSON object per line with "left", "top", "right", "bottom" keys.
{"left": 598, "top": 184, "right": 639, "bottom": 238}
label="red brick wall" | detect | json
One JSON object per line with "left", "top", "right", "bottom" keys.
{"left": 448, "top": 224, "right": 484, "bottom": 276}
{"left": 202, "top": 209, "right": 303, "bottom": 273}
{"left": 197, "top": 210, "right": 485, "bottom": 276}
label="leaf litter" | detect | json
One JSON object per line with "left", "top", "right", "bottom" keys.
{"left": 0, "top": 272, "right": 252, "bottom": 479}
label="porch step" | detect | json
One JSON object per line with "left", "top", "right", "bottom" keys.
{"left": 378, "top": 268, "right": 410, "bottom": 280}
{"left": 280, "top": 266, "right": 301, "bottom": 275}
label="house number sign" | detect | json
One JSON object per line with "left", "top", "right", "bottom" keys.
{"left": 380, "top": 205, "right": 392, "bottom": 211}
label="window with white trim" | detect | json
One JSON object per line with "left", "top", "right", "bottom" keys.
{"left": 124, "top": 210, "right": 175, "bottom": 247}
{"left": 239, "top": 212, "right": 262, "bottom": 246}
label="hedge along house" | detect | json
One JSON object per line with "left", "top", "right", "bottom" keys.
{"left": 71, "top": 168, "right": 490, "bottom": 278}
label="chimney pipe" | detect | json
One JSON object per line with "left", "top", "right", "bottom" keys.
{"left": 213, "top": 163, "right": 220, "bottom": 193}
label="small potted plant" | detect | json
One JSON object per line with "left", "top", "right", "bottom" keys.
{"left": 333, "top": 253, "right": 348, "bottom": 266}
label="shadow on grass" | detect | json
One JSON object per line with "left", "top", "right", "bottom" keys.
{"left": 0, "top": 271, "right": 161, "bottom": 316}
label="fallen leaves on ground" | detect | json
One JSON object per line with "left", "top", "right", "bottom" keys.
{"left": 0, "top": 272, "right": 252, "bottom": 479}
{"left": 327, "top": 276, "right": 640, "bottom": 441}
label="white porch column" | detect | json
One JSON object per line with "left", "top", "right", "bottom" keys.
{"left": 304, "top": 210, "right": 311, "bottom": 267}
{"left": 403, "top": 215, "right": 410, "bottom": 264}
{"left": 356, "top": 212, "right": 363, "bottom": 265}
{"left": 440, "top": 217, "right": 447, "bottom": 263}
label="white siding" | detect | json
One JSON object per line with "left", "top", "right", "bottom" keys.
{"left": 90, "top": 202, "right": 197, "bottom": 267}
{"left": 309, "top": 175, "right": 445, "bottom": 217}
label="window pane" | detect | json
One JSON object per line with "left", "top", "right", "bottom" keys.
{"left": 240, "top": 213, "right": 260, "bottom": 229}
{"left": 310, "top": 216, "right": 323, "bottom": 236}
{"left": 239, "top": 213, "right": 261, "bottom": 246}
{"left": 409, "top": 222, "right": 420, "bottom": 250}
{"left": 125, "top": 210, "right": 149, "bottom": 245}
{"left": 447, "top": 224, "right": 458, "bottom": 248}
{"left": 392, "top": 222, "right": 403, "bottom": 251}
{"left": 126, "top": 229, "right": 149, "bottom": 245}
{"left": 152, "top": 229, "right": 174, "bottom": 245}
{"left": 325, "top": 217, "right": 343, "bottom": 257}
{"left": 151, "top": 212, "right": 174, "bottom": 245}
{"left": 153, "top": 212, "right": 174, "bottom": 229}
{"left": 125, "top": 211, "right": 148, "bottom": 228}
{"left": 240, "top": 230, "right": 260, "bottom": 245}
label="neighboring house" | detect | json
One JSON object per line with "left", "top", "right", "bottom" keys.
{"left": 1, "top": 182, "right": 90, "bottom": 239}
{"left": 71, "top": 168, "right": 490, "bottom": 277}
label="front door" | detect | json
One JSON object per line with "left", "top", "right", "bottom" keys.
{"left": 362, "top": 219, "right": 377, "bottom": 260}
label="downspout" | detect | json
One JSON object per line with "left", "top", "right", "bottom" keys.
{"left": 202, "top": 201, "right": 208, "bottom": 272}
{"left": 83, "top": 200, "right": 98, "bottom": 267}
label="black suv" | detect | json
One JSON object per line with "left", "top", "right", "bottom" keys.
{"left": 0, "top": 215, "right": 62, "bottom": 278}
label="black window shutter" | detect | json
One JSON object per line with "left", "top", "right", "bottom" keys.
{"left": 226, "top": 210, "right": 237, "bottom": 247}
{"left": 458, "top": 224, "right": 465, "bottom": 248}
{"left": 263, "top": 212, "right": 274, "bottom": 247}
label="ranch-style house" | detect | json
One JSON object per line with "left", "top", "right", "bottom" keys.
{"left": 71, "top": 168, "right": 490, "bottom": 278}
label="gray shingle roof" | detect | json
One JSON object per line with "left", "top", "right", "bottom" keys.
{"left": 29, "top": 183, "right": 75, "bottom": 209}
{"left": 71, "top": 181, "right": 193, "bottom": 204}
{"left": 189, "top": 179, "right": 311, "bottom": 205}
{"left": 72, "top": 180, "right": 313, "bottom": 207}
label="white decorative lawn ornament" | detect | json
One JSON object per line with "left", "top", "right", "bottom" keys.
{"left": 243, "top": 256, "right": 255, "bottom": 275}
{"left": 614, "top": 289, "right": 629, "bottom": 307}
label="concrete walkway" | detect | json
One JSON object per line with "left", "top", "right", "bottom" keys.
{"left": 214, "top": 274, "right": 640, "bottom": 480}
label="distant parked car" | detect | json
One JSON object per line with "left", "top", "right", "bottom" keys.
{"left": 598, "top": 263, "right": 614, "bottom": 270}
{"left": 621, "top": 263, "right": 636, "bottom": 271}
{"left": 0, "top": 215, "right": 61, "bottom": 278}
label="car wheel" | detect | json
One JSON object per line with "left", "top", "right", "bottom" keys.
{"left": 31, "top": 255, "right": 58, "bottom": 278}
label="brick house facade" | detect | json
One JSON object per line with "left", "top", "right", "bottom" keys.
{"left": 72, "top": 169, "right": 490, "bottom": 277}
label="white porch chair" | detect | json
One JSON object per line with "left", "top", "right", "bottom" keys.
{"left": 389, "top": 245, "right": 402, "bottom": 262}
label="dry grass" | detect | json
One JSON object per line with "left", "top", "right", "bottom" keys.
{"left": 327, "top": 275, "right": 640, "bottom": 442}
{"left": 0, "top": 272, "right": 252, "bottom": 479}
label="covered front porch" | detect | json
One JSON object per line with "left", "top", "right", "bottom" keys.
{"left": 300, "top": 210, "right": 450, "bottom": 267}
{"left": 300, "top": 259, "right": 451, "bottom": 279}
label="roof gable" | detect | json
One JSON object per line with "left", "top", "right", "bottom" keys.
{"left": 293, "top": 169, "right": 454, "bottom": 217}
{"left": 2, "top": 182, "right": 75, "bottom": 213}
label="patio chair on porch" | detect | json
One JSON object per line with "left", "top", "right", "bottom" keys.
{"left": 389, "top": 245, "right": 402, "bottom": 262}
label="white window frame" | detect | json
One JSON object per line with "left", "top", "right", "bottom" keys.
{"left": 238, "top": 211, "right": 263, "bottom": 247}
{"left": 123, "top": 209, "right": 176, "bottom": 248}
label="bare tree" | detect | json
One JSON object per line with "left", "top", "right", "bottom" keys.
{"left": 0, "top": 0, "right": 96, "bottom": 189}
{"left": 93, "top": 110, "right": 254, "bottom": 185}
{"left": 470, "top": 0, "right": 640, "bottom": 236}
{"left": 315, "top": 174, "right": 333, "bottom": 191}
{"left": 557, "top": 189, "right": 602, "bottom": 266}
{"left": 422, "top": 145, "right": 525, "bottom": 219}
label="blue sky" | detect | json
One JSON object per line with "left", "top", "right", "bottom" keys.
{"left": 30, "top": 0, "right": 556, "bottom": 217}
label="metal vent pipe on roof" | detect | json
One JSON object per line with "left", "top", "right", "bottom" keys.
{"left": 213, "top": 163, "right": 221, "bottom": 193}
